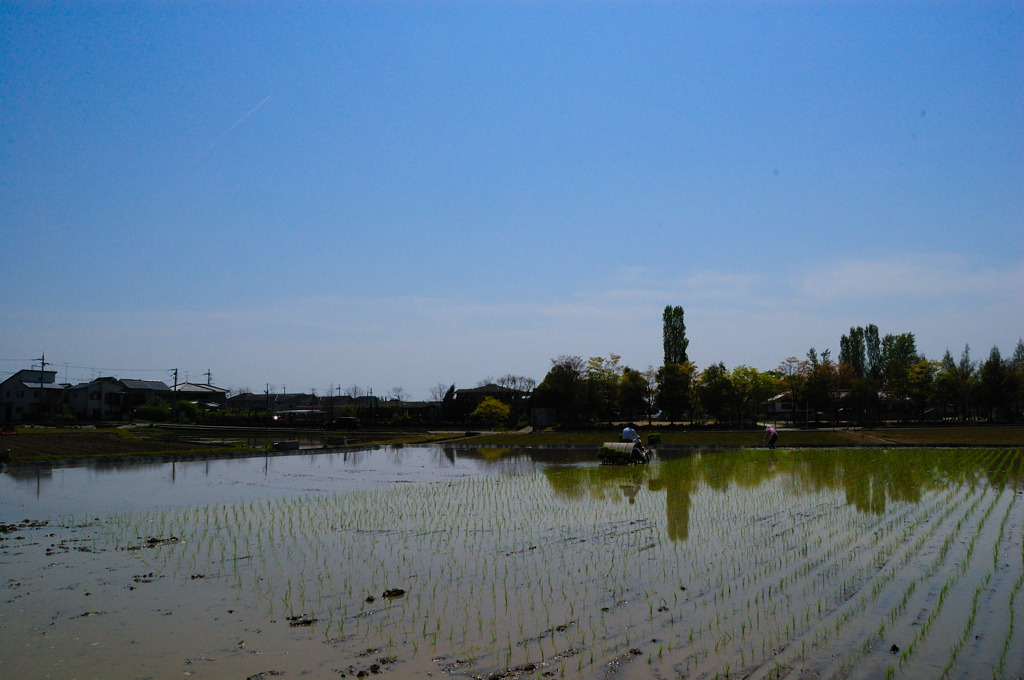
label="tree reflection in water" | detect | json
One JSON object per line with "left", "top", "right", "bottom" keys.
{"left": 545, "top": 448, "right": 1024, "bottom": 542}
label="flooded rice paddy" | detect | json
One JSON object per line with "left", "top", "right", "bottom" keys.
{"left": 2, "top": 446, "right": 1022, "bottom": 680}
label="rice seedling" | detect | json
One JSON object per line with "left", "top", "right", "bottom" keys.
{"left": 59, "top": 446, "right": 1023, "bottom": 680}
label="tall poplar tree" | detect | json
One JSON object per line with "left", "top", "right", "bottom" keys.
{"left": 663, "top": 305, "right": 689, "bottom": 366}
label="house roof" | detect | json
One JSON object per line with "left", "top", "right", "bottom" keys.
{"left": 401, "top": 401, "right": 437, "bottom": 409}
{"left": 172, "top": 382, "right": 229, "bottom": 394}
{"left": 455, "top": 383, "right": 522, "bottom": 396}
{"left": 121, "top": 379, "right": 170, "bottom": 391}
{"left": 1, "top": 369, "right": 58, "bottom": 388}
{"left": 8, "top": 380, "right": 65, "bottom": 392}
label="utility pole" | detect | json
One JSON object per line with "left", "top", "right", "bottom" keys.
{"left": 36, "top": 352, "right": 47, "bottom": 387}
{"left": 204, "top": 369, "right": 212, "bottom": 385}
{"left": 265, "top": 383, "right": 272, "bottom": 431}
{"left": 328, "top": 383, "right": 334, "bottom": 425}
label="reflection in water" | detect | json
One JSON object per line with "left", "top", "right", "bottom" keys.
{"left": 4, "top": 445, "right": 1021, "bottom": 535}
{"left": 0, "top": 445, "right": 574, "bottom": 518}
{"left": 544, "top": 448, "right": 1024, "bottom": 542}
{"left": 2, "top": 446, "right": 1022, "bottom": 680}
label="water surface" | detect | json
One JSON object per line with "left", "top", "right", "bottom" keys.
{"left": 0, "top": 445, "right": 568, "bottom": 518}
{"left": 2, "top": 446, "right": 1022, "bottom": 680}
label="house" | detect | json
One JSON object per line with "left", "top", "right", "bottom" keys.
{"left": 377, "top": 399, "right": 440, "bottom": 425}
{"left": 351, "top": 395, "right": 381, "bottom": 422}
{"left": 226, "top": 392, "right": 268, "bottom": 413}
{"left": 170, "top": 382, "right": 229, "bottom": 409}
{"left": 65, "top": 377, "right": 127, "bottom": 421}
{"left": 315, "top": 394, "right": 356, "bottom": 419}
{"left": 0, "top": 369, "right": 63, "bottom": 422}
{"left": 65, "top": 377, "right": 171, "bottom": 421}
{"left": 121, "top": 379, "right": 171, "bottom": 411}
{"left": 226, "top": 391, "right": 316, "bottom": 414}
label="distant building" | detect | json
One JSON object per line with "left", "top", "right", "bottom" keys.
{"left": 454, "top": 384, "right": 528, "bottom": 422}
{"left": 226, "top": 391, "right": 314, "bottom": 414}
{"left": 378, "top": 399, "right": 440, "bottom": 425}
{"left": 121, "top": 379, "right": 172, "bottom": 410}
{"left": 226, "top": 392, "right": 270, "bottom": 413}
{"left": 170, "top": 381, "right": 229, "bottom": 409}
{"left": 66, "top": 377, "right": 170, "bottom": 420}
{"left": 0, "top": 369, "right": 63, "bottom": 422}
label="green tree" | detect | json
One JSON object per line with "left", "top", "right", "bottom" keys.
{"left": 934, "top": 345, "right": 976, "bottom": 421}
{"left": 934, "top": 348, "right": 964, "bottom": 420}
{"left": 533, "top": 355, "right": 586, "bottom": 427}
{"left": 839, "top": 326, "right": 867, "bottom": 378}
{"left": 656, "top": 361, "right": 696, "bottom": 424}
{"left": 907, "top": 359, "right": 938, "bottom": 421}
{"left": 696, "top": 362, "right": 734, "bottom": 425}
{"left": 135, "top": 398, "right": 172, "bottom": 422}
{"left": 585, "top": 354, "right": 622, "bottom": 424}
{"left": 174, "top": 400, "right": 200, "bottom": 424}
{"left": 730, "top": 365, "right": 776, "bottom": 427}
{"left": 618, "top": 368, "right": 649, "bottom": 422}
{"left": 663, "top": 305, "right": 689, "bottom": 365}
{"left": 471, "top": 396, "right": 511, "bottom": 429}
{"left": 880, "top": 332, "right": 920, "bottom": 419}
{"left": 838, "top": 326, "right": 884, "bottom": 423}
{"left": 440, "top": 384, "right": 457, "bottom": 422}
{"left": 804, "top": 348, "right": 837, "bottom": 424}
{"left": 976, "top": 346, "right": 1010, "bottom": 420}
{"left": 777, "top": 356, "right": 808, "bottom": 425}
{"left": 1011, "top": 339, "right": 1024, "bottom": 420}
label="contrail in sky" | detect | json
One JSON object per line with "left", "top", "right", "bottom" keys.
{"left": 208, "top": 93, "right": 273, "bottom": 150}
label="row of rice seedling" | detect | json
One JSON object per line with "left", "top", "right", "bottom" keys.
{"left": 881, "top": 449, "right": 1024, "bottom": 680}
{"left": 650, "top": 456, "right": 969, "bottom": 678}
{"left": 735, "top": 448, "right": 1024, "bottom": 680}
{"left": 96, "top": 447, "right": 1022, "bottom": 679}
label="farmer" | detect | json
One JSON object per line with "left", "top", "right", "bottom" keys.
{"left": 763, "top": 425, "right": 779, "bottom": 449}
{"left": 621, "top": 422, "right": 640, "bottom": 444}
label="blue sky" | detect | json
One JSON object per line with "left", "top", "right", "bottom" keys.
{"left": 2, "top": 1, "right": 1021, "bottom": 398}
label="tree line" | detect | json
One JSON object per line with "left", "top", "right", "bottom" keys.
{"left": 127, "top": 306, "right": 1024, "bottom": 430}
{"left": 528, "top": 308, "right": 1024, "bottom": 429}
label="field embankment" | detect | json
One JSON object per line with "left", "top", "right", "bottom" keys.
{"left": 3, "top": 424, "right": 1024, "bottom": 464}
{"left": 0, "top": 424, "right": 453, "bottom": 464}
{"left": 0, "top": 427, "right": 239, "bottom": 462}
{"left": 464, "top": 425, "right": 1024, "bottom": 448}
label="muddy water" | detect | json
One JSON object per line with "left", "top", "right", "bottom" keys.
{"left": 2, "top": 447, "right": 1023, "bottom": 680}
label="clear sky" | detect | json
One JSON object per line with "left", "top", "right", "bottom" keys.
{"left": 2, "top": 1, "right": 1022, "bottom": 398}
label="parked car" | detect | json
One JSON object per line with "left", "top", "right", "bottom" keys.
{"left": 326, "top": 417, "right": 361, "bottom": 430}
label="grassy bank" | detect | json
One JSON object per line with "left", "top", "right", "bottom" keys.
{"left": 0, "top": 427, "right": 247, "bottom": 463}
{"left": 0, "top": 425, "right": 454, "bottom": 464}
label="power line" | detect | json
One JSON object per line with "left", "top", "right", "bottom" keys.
{"left": 0, "top": 358, "right": 174, "bottom": 374}
{"left": 53, "top": 364, "right": 175, "bottom": 374}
